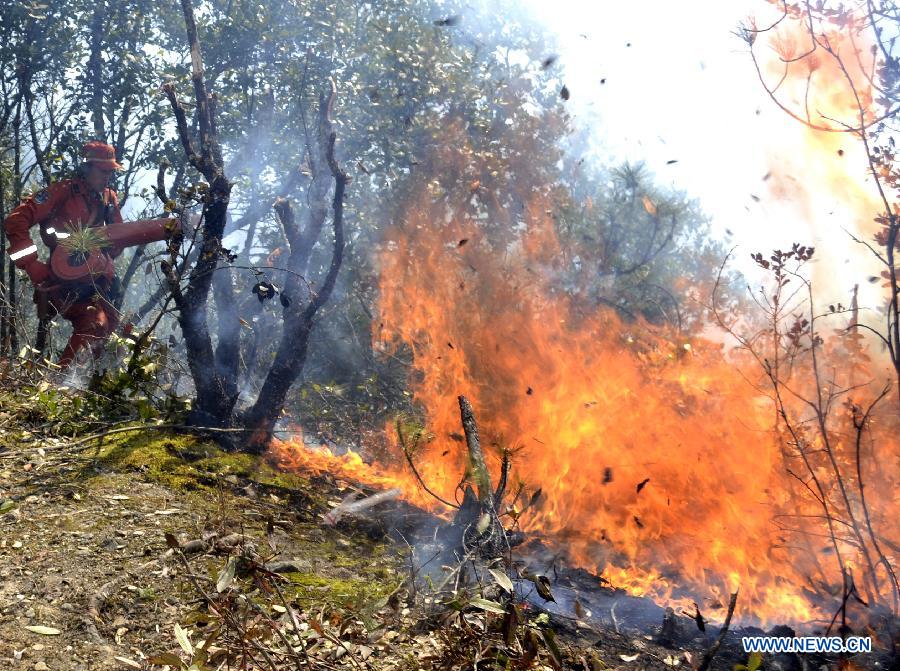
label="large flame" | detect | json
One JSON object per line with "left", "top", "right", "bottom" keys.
{"left": 271, "top": 5, "right": 899, "bottom": 625}
{"left": 372, "top": 190, "right": 811, "bottom": 622}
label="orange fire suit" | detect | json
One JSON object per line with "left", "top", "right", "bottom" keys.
{"left": 3, "top": 178, "right": 125, "bottom": 367}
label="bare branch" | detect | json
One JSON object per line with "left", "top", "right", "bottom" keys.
{"left": 162, "top": 83, "right": 201, "bottom": 172}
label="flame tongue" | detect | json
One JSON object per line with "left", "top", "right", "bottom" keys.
{"left": 369, "top": 191, "right": 817, "bottom": 622}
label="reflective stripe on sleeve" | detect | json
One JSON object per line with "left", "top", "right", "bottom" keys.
{"left": 9, "top": 245, "right": 38, "bottom": 262}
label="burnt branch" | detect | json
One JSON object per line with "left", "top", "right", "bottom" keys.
{"left": 179, "top": 0, "right": 217, "bottom": 168}
{"left": 852, "top": 386, "right": 900, "bottom": 610}
{"left": 304, "top": 129, "right": 346, "bottom": 318}
{"left": 155, "top": 159, "right": 170, "bottom": 204}
{"left": 288, "top": 83, "right": 340, "bottom": 283}
{"left": 493, "top": 449, "right": 511, "bottom": 507}
{"left": 397, "top": 420, "right": 459, "bottom": 509}
{"left": 162, "top": 84, "right": 201, "bottom": 172}
{"left": 610, "top": 213, "right": 678, "bottom": 279}
{"left": 459, "top": 395, "right": 493, "bottom": 506}
{"left": 273, "top": 197, "right": 301, "bottom": 255}
{"left": 696, "top": 591, "right": 738, "bottom": 671}
{"left": 744, "top": 6, "right": 899, "bottom": 134}
{"left": 119, "top": 160, "right": 176, "bottom": 307}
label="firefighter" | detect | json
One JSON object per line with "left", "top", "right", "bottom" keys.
{"left": 3, "top": 140, "right": 126, "bottom": 368}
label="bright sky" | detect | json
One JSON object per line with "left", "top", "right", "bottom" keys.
{"left": 519, "top": 0, "right": 886, "bottom": 315}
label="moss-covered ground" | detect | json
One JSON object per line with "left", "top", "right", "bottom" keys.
{"left": 0, "top": 384, "right": 412, "bottom": 669}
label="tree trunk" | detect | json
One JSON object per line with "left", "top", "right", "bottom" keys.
{"left": 163, "top": 0, "right": 235, "bottom": 428}
{"left": 443, "top": 397, "right": 509, "bottom": 562}
{"left": 0, "top": 171, "right": 7, "bottom": 356}
{"left": 164, "top": 0, "right": 348, "bottom": 452}
{"left": 240, "top": 314, "right": 313, "bottom": 449}
{"left": 176, "top": 178, "right": 234, "bottom": 427}
{"left": 212, "top": 263, "right": 240, "bottom": 415}
{"left": 241, "top": 177, "right": 346, "bottom": 450}
{"left": 459, "top": 395, "right": 493, "bottom": 505}
{"left": 6, "top": 99, "right": 23, "bottom": 355}
{"left": 87, "top": 1, "right": 107, "bottom": 139}
{"left": 5, "top": 262, "right": 14, "bottom": 356}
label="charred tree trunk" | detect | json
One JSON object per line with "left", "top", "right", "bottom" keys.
{"left": 4, "top": 260, "right": 14, "bottom": 356}
{"left": 445, "top": 396, "right": 509, "bottom": 560}
{"left": 164, "top": 1, "right": 347, "bottom": 449}
{"left": 0, "top": 169, "right": 7, "bottom": 356}
{"left": 171, "top": 173, "right": 234, "bottom": 426}
{"left": 4, "top": 99, "right": 23, "bottom": 356}
{"left": 460, "top": 395, "right": 493, "bottom": 505}
{"left": 163, "top": 0, "right": 235, "bottom": 427}
{"left": 0, "top": 96, "right": 18, "bottom": 355}
{"left": 212, "top": 263, "right": 240, "bottom": 414}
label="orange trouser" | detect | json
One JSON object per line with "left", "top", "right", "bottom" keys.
{"left": 42, "top": 283, "right": 120, "bottom": 368}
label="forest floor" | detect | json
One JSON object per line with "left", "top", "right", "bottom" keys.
{"left": 0, "top": 380, "right": 892, "bottom": 671}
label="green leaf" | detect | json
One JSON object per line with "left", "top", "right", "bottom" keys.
{"left": 468, "top": 597, "right": 506, "bottom": 614}
{"left": 174, "top": 623, "right": 193, "bottom": 656}
{"left": 0, "top": 499, "right": 16, "bottom": 513}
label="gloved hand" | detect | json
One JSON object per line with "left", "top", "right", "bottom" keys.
{"left": 24, "top": 259, "right": 50, "bottom": 285}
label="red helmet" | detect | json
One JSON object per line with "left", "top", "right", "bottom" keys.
{"left": 82, "top": 140, "right": 122, "bottom": 170}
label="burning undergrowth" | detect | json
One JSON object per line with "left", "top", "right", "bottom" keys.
{"left": 265, "top": 5, "right": 900, "bottom": 635}
{"left": 371, "top": 182, "right": 896, "bottom": 624}
{"left": 266, "top": 172, "right": 899, "bottom": 630}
